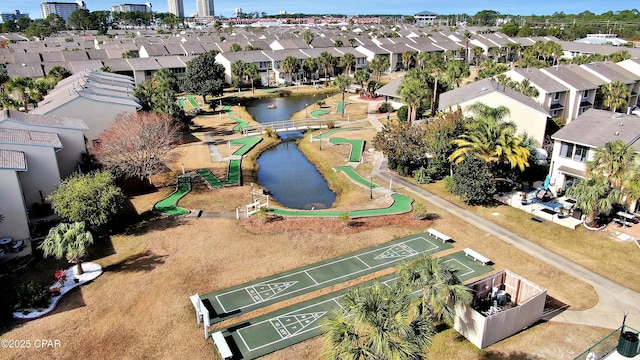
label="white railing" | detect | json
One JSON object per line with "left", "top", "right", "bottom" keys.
{"left": 242, "top": 119, "right": 328, "bottom": 136}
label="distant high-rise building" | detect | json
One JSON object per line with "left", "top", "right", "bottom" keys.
{"left": 235, "top": 8, "right": 242, "bottom": 18}
{"left": 41, "top": 1, "right": 86, "bottom": 23}
{"left": 167, "top": 0, "right": 183, "bottom": 17}
{"left": 0, "top": 10, "right": 30, "bottom": 23}
{"left": 196, "top": 0, "right": 214, "bottom": 17}
{"left": 111, "top": 3, "right": 153, "bottom": 13}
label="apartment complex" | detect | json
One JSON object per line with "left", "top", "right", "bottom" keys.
{"left": 41, "top": 1, "right": 86, "bottom": 23}
{"left": 196, "top": 0, "right": 214, "bottom": 17}
{"left": 111, "top": 3, "right": 153, "bottom": 13}
{"left": 167, "top": 0, "right": 183, "bottom": 17}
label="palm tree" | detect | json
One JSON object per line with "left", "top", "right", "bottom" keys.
{"left": 243, "top": 62, "right": 259, "bottom": 93}
{"left": 302, "top": 29, "right": 314, "bottom": 46}
{"left": 302, "top": 57, "right": 318, "bottom": 83}
{"left": 398, "top": 254, "right": 472, "bottom": 326}
{"left": 397, "top": 70, "right": 431, "bottom": 124}
{"left": 472, "top": 46, "right": 484, "bottom": 66}
{"left": 339, "top": 52, "right": 355, "bottom": 76}
{"left": 353, "top": 68, "right": 370, "bottom": 94}
{"left": 402, "top": 50, "right": 416, "bottom": 70}
{"left": 5, "top": 76, "right": 36, "bottom": 112}
{"left": 587, "top": 140, "right": 638, "bottom": 190}
{"left": 231, "top": 59, "right": 246, "bottom": 88}
{"left": 318, "top": 51, "right": 336, "bottom": 86}
{"left": 322, "top": 282, "right": 434, "bottom": 360}
{"left": 449, "top": 103, "right": 530, "bottom": 171}
{"left": 281, "top": 55, "right": 300, "bottom": 84}
{"left": 443, "top": 60, "right": 470, "bottom": 88}
{"left": 566, "top": 177, "right": 621, "bottom": 227}
{"left": 333, "top": 74, "right": 351, "bottom": 117}
{"left": 39, "top": 222, "right": 94, "bottom": 275}
{"left": 601, "top": 81, "right": 630, "bottom": 113}
{"left": 369, "top": 55, "right": 389, "bottom": 82}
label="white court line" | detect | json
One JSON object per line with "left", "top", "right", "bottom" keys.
{"left": 354, "top": 255, "right": 371, "bottom": 268}
{"left": 443, "top": 258, "right": 474, "bottom": 277}
{"left": 304, "top": 270, "right": 319, "bottom": 284}
{"left": 214, "top": 236, "right": 438, "bottom": 313}
{"left": 237, "top": 297, "right": 344, "bottom": 352}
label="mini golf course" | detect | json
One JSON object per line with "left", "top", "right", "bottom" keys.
{"left": 335, "top": 101, "right": 350, "bottom": 114}
{"left": 230, "top": 137, "right": 261, "bottom": 155}
{"left": 314, "top": 127, "right": 363, "bottom": 139}
{"left": 153, "top": 176, "right": 191, "bottom": 216}
{"left": 310, "top": 109, "right": 330, "bottom": 118}
{"left": 268, "top": 193, "right": 411, "bottom": 217}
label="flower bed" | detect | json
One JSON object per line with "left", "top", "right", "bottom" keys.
{"left": 13, "top": 262, "right": 103, "bottom": 320}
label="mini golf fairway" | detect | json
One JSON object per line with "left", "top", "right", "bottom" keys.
{"left": 153, "top": 177, "right": 191, "bottom": 216}
{"left": 269, "top": 193, "right": 412, "bottom": 217}
{"left": 230, "top": 137, "right": 262, "bottom": 156}
{"left": 329, "top": 137, "right": 364, "bottom": 162}
{"left": 310, "top": 109, "right": 330, "bottom": 118}
{"left": 335, "top": 166, "right": 379, "bottom": 188}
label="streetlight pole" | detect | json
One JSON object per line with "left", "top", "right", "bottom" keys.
{"left": 251, "top": 182, "right": 254, "bottom": 203}
{"left": 237, "top": 103, "right": 241, "bottom": 118}
{"left": 370, "top": 175, "right": 373, "bottom": 199}
{"left": 305, "top": 103, "right": 308, "bottom": 119}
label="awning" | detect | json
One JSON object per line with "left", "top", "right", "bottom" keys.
{"left": 557, "top": 165, "right": 586, "bottom": 178}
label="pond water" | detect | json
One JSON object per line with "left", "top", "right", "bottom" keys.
{"left": 245, "top": 94, "right": 328, "bottom": 123}
{"left": 245, "top": 94, "right": 336, "bottom": 209}
{"left": 257, "top": 135, "right": 336, "bottom": 210}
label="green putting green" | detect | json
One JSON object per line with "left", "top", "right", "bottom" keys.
{"left": 230, "top": 117, "right": 249, "bottom": 131}
{"left": 187, "top": 96, "right": 199, "bottom": 108}
{"left": 215, "top": 250, "right": 494, "bottom": 359}
{"left": 315, "top": 127, "right": 364, "bottom": 139}
{"left": 269, "top": 193, "right": 412, "bottom": 217}
{"left": 153, "top": 177, "right": 191, "bottom": 216}
{"left": 230, "top": 137, "right": 261, "bottom": 156}
{"left": 222, "top": 105, "right": 232, "bottom": 111}
{"left": 197, "top": 168, "right": 223, "bottom": 187}
{"left": 227, "top": 159, "right": 240, "bottom": 184}
{"left": 200, "top": 230, "right": 452, "bottom": 325}
{"left": 178, "top": 99, "right": 189, "bottom": 110}
{"left": 329, "top": 137, "right": 364, "bottom": 162}
{"left": 261, "top": 89, "right": 278, "bottom": 93}
{"left": 310, "top": 109, "right": 330, "bottom": 118}
{"left": 335, "top": 166, "right": 378, "bottom": 188}
{"left": 335, "top": 101, "right": 350, "bottom": 114}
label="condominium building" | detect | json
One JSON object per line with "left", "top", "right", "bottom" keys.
{"left": 167, "top": 0, "right": 184, "bottom": 17}
{"left": 41, "top": 1, "right": 86, "bottom": 23}
{"left": 196, "top": 0, "right": 214, "bottom": 17}
{"left": 111, "top": 3, "right": 153, "bottom": 13}
{"left": 0, "top": 10, "right": 30, "bottom": 23}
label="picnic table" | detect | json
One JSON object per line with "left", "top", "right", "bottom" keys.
{"left": 616, "top": 211, "right": 638, "bottom": 222}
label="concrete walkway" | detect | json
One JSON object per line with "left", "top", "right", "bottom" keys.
{"left": 372, "top": 156, "right": 640, "bottom": 330}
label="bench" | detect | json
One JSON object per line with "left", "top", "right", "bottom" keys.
{"left": 464, "top": 248, "right": 491, "bottom": 266}
{"left": 211, "top": 331, "right": 233, "bottom": 359}
{"left": 11, "top": 240, "right": 23, "bottom": 253}
{"left": 531, "top": 216, "right": 545, "bottom": 223}
{"left": 613, "top": 218, "right": 632, "bottom": 227}
{"left": 427, "top": 228, "right": 451, "bottom": 243}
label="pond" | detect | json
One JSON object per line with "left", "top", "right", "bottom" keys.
{"left": 245, "top": 94, "right": 328, "bottom": 123}
{"left": 245, "top": 94, "right": 336, "bottom": 209}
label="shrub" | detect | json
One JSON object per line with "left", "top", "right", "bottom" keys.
{"left": 325, "top": 120, "right": 336, "bottom": 129}
{"left": 411, "top": 202, "right": 429, "bottom": 220}
{"left": 13, "top": 281, "right": 54, "bottom": 312}
{"left": 339, "top": 212, "right": 351, "bottom": 226}
{"left": 397, "top": 105, "right": 408, "bottom": 122}
{"left": 443, "top": 176, "right": 456, "bottom": 193}
{"left": 414, "top": 166, "right": 437, "bottom": 184}
{"left": 264, "top": 127, "right": 279, "bottom": 139}
{"left": 378, "top": 102, "right": 393, "bottom": 113}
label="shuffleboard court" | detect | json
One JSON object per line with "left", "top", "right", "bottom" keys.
{"left": 200, "top": 231, "right": 452, "bottom": 324}
{"left": 216, "top": 251, "right": 494, "bottom": 360}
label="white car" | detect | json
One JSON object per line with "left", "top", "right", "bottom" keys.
{"left": 631, "top": 106, "right": 640, "bottom": 116}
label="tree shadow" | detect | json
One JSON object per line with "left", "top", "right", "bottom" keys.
{"left": 480, "top": 350, "right": 544, "bottom": 360}
{"left": 122, "top": 217, "right": 188, "bottom": 237}
{"left": 104, "top": 250, "right": 167, "bottom": 273}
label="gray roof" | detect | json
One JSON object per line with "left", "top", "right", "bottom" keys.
{"left": 541, "top": 65, "right": 602, "bottom": 90}
{"left": 0, "top": 128, "right": 62, "bottom": 148}
{"left": 581, "top": 62, "right": 640, "bottom": 83}
{"left": 61, "top": 50, "right": 89, "bottom": 62}
{"left": 6, "top": 63, "right": 45, "bottom": 78}
{"left": 551, "top": 109, "right": 640, "bottom": 151}
{"left": 0, "top": 149, "right": 26, "bottom": 171}
{"left": 510, "top": 68, "right": 569, "bottom": 93}
{"left": 375, "top": 76, "right": 403, "bottom": 98}
{"left": 126, "top": 57, "right": 162, "bottom": 71}
{"left": 438, "top": 78, "right": 548, "bottom": 116}
{"left": 0, "top": 109, "right": 88, "bottom": 130}
{"left": 415, "top": 11, "right": 437, "bottom": 16}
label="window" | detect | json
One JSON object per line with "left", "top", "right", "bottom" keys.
{"left": 559, "top": 142, "right": 574, "bottom": 158}
{"left": 553, "top": 92, "right": 560, "bottom": 100}
{"left": 573, "top": 145, "right": 589, "bottom": 162}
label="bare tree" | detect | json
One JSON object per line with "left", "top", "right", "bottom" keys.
{"left": 93, "top": 112, "right": 181, "bottom": 184}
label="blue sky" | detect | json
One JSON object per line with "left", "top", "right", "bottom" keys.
{"left": 2, "top": 1, "right": 637, "bottom": 20}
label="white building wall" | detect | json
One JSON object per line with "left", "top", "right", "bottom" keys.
{"left": 0, "top": 169, "right": 31, "bottom": 240}
{"left": 0, "top": 145, "right": 61, "bottom": 208}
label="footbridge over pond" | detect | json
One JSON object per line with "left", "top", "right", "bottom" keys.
{"left": 242, "top": 119, "right": 329, "bottom": 136}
